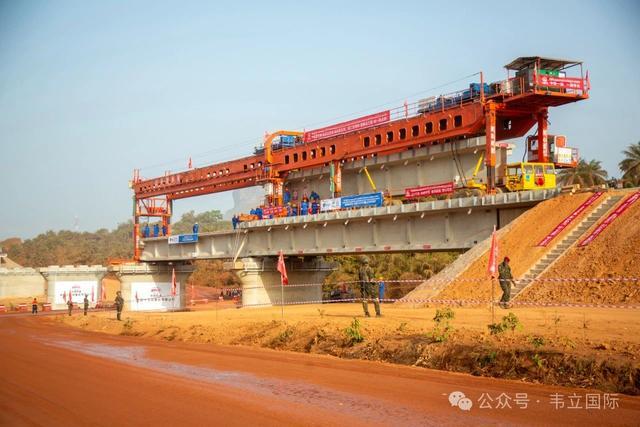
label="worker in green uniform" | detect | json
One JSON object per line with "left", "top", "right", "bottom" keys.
{"left": 358, "top": 256, "right": 381, "bottom": 317}
{"left": 67, "top": 298, "right": 73, "bottom": 316}
{"left": 114, "top": 291, "right": 124, "bottom": 321}
{"left": 83, "top": 295, "right": 89, "bottom": 316}
{"left": 498, "top": 256, "right": 515, "bottom": 308}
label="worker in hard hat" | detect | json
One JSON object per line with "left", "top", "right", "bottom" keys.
{"left": 31, "top": 297, "right": 38, "bottom": 315}
{"left": 358, "top": 256, "right": 381, "bottom": 317}
{"left": 498, "top": 256, "right": 516, "bottom": 308}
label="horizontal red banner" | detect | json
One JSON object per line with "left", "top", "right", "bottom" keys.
{"left": 536, "top": 192, "right": 603, "bottom": 247}
{"left": 537, "top": 75, "right": 584, "bottom": 90}
{"left": 304, "top": 110, "right": 390, "bottom": 143}
{"left": 579, "top": 191, "right": 640, "bottom": 247}
{"left": 404, "top": 182, "right": 455, "bottom": 199}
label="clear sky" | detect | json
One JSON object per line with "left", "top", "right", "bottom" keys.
{"left": 1, "top": 0, "right": 639, "bottom": 240}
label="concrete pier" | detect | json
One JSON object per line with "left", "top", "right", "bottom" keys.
{"left": 229, "top": 257, "right": 334, "bottom": 307}
{"left": 113, "top": 263, "right": 194, "bottom": 312}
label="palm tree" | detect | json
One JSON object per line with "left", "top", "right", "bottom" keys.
{"left": 619, "top": 142, "right": 640, "bottom": 187}
{"left": 557, "top": 159, "right": 608, "bottom": 187}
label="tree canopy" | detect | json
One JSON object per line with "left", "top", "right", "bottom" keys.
{"left": 619, "top": 141, "right": 640, "bottom": 187}
{"left": 557, "top": 159, "right": 608, "bottom": 187}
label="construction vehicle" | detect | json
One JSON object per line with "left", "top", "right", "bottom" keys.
{"left": 129, "top": 56, "right": 590, "bottom": 259}
{"left": 504, "top": 162, "right": 557, "bottom": 192}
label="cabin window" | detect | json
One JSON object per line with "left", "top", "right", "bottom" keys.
{"left": 425, "top": 122, "right": 433, "bottom": 134}
{"left": 293, "top": 153, "right": 299, "bottom": 162}
{"left": 374, "top": 134, "right": 381, "bottom": 145}
{"left": 454, "top": 115, "right": 462, "bottom": 127}
{"left": 439, "top": 118, "right": 447, "bottom": 131}
{"left": 399, "top": 128, "right": 407, "bottom": 140}
{"left": 310, "top": 149, "right": 316, "bottom": 159}
{"left": 302, "top": 151, "right": 307, "bottom": 161}
{"left": 363, "top": 136, "right": 370, "bottom": 148}
{"left": 386, "top": 131, "right": 394, "bottom": 143}
{"left": 330, "top": 145, "right": 336, "bottom": 154}
{"left": 320, "top": 147, "right": 326, "bottom": 156}
{"left": 285, "top": 155, "right": 290, "bottom": 164}
{"left": 411, "top": 125, "right": 419, "bottom": 137}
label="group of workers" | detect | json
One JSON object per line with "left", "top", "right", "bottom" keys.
{"left": 141, "top": 222, "right": 200, "bottom": 237}
{"left": 141, "top": 223, "right": 168, "bottom": 238}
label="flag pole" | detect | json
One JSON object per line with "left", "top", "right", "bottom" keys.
{"left": 280, "top": 278, "right": 284, "bottom": 320}
{"left": 491, "top": 277, "right": 495, "bottom": 324}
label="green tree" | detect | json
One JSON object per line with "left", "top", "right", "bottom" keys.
{"left": 557, "top": 159, "right": 608, "bottom": 187}
{"left": 170, "top": 210, "right": 230, "bottom": 234}
{"left": 619, "top": 141, "right": 640, "bottom": 187}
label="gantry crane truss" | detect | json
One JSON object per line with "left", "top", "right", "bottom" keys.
{"left": 130, "top": 57, "right": 589, "bottom": 259}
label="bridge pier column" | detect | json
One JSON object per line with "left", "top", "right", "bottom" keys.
{"left": 114, "top": 263, "right": 194, "bottom": 312}
{"left": 230, "top": 257, "right": 335, "bottom": 308}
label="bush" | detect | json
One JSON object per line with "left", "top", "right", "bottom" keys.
{"left": 344, "top": 318, "right": 364, "bottom": 345}
{"left": 488, "top": 312, "right": 523, "bottom": 335}
{"left": 431, "top": 307, "right": 455, "bottom": 342}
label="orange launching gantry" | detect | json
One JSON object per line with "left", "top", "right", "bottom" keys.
{"left": 130, "top": 56, "right": 589, "bottom": 260}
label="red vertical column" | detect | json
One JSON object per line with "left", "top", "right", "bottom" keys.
{"left": 484, "top": 102, "right": 497, "bottom": 193}
{"left": 537, "top": 109, "right": 549, "bottom": 163}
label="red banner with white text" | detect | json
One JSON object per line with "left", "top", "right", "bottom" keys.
{"left": 536, "top": 75, "right": 584, "bottom": 90}
{"left": 536, "top": 192, "right": 603, "bottom": 247}
{"left": 578, "top": 191, "right": 640, "bottom": 247}
{"left": 304, "top": 111, "right": 390, "bottom": 143}
{"left": 404, "top": 182, "right": 455, "bottom": 199}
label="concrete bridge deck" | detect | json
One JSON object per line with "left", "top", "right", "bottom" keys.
{"left": 140, "top": 188, "right": 560, "bottom": 262}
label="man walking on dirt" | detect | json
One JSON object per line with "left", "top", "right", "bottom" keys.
{"left": 31, "top": 298, "right": 38, "bottom": 315}
{"left": 114, "top": 291, "right": 124, "bottom": 321}
{"left": 83, "top": 295, "right": 89, "bottom": 316}
{"left": 358, "top": 257, "right": 381, "bottom": 317}
{"left": 498, "top": 256, "right": 516, "bottom": 308}
{"left": 67, "top": 298, "right": 73, "bottom": 316}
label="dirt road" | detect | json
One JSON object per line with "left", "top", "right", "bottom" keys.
{"left": 1, "top": 316, "right": 638, "bottom": 426}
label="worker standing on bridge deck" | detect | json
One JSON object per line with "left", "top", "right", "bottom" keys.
{"left": 114, "top": 291, "right": 124, "bottom": 321}
{"left": 31, "top": 298, "right": 38, "bottom": 315}
{"left": 193, "top": 222, "right": 199, "bottom": 235}
{"left": 83, "top": 295, "right": 89, "bottom": 316}
{"left": 143, "top": 223, "right": 150, "bottom": 238}
{"left": 358, "top": 257, "right": 381, "bottom": 317}
{"left": 498, "top": 257, "right": 515, "bottom": 308}
{"left": 153, "top": 223, "right": 159, "bottom": 237}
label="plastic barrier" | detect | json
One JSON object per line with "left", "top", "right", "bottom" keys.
{"left": 0, "top": 305, "right": 6, "bottom": 312}
{"left": 42, "top": 303, "right": 52, "bottom": 312}
{"left": 17, "top": 303, "right": 27, "bottom": 312}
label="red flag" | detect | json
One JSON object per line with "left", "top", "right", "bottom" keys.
{"left": 63, "top": 290, "right": 67, "bottom": 302}
{"left": 188, "top": 157, "right": 193, "bottom": 169}
{"left": 277, "top": 251, "right": 288, "bottom": 286}
{"left": 487, "top": 225, "right": 499, "bottom": 278}
{"left": 135, "top": 291, "right": 139, "bottom": 303}
{"left": 101, "top": 283, "right": 107, "bottom": 301}
{"left": 171, "top": 268, "right": 177, "bottom": 296}
{"left": 91, "top": 287, "right": 95, "bottom": 302}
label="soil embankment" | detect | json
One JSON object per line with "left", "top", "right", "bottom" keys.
{"left": 520, "top": 193, "right": 640, "bottom": 304}
{"left": 433, "top": 192, "right": 597, "bottom": 301}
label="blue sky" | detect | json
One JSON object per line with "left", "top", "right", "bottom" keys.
{"left": 1, "top": 0, "right": 639, "bottom": 240}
